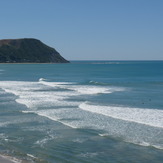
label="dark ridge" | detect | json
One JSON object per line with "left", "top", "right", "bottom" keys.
{"left": 0, "top": 38, "right": 69, "bottom": 63}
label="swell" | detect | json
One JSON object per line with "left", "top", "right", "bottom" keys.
{"left": 0, "top": 80, "right": 163, "bottom": 150}
{"left": 23, "top": 107, "right": 163, "bottom": 150}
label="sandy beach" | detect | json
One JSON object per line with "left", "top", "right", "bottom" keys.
{"left": 0, "top": 155, "right": 19, "bottom": 163}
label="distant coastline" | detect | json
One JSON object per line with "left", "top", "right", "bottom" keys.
{"left": 0, "top": 38, "right": 69, "bottom": 63}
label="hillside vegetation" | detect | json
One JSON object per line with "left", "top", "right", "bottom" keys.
{"left": 0, "top": 38, "right": 69, "bottom": 63}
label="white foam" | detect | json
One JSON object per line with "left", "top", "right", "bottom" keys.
{"left": 0, "top": 81, "right": 120, "bottom": 111}
{"left": 3, "top": 88, "right": 20, "bottom": 96}
{"left": 1, "top": 80, "right": 163, "bottom": 150}
{"left": 98, "top": 133, "right": 109, "bottom": 137}
{"left": 16, "top": 89, "right": 79, "bottom": 109}
{"left": 0, "top": 81, "right": 80, "bottom": 109}
{"left": 0, "top": 81, "right": 123, "bottom": 108}
{"left": 27, "top": 154, "right": 37, "bottom": 159}
{"left": 35, "top": 110, "right": 78, "bottom": 129}
{"left": 22, "top": 106, "right": 163, "bottom": 150}
{"left": 39, "top": 81, "right": 74, "bottom": 87}
{"left": 128, "top": 141, "right": 163, "bottom": 150}
{"left": 35, "top": 137, "right": 51, "bottom": 147}
{"left": 68, "top": 86, "right": 112, "bottom": 94}
{"left": 39, "top": 78, "right": 47, "bottom": 81}
{"left": 22, "top": 110, "right": 33, "bottom": 114}
{"left": 152, "top": 145, "right": 163, "bottom": 150}
{"left": 0, "top": 81, "right": 42, "bottom": 96}
{"left": 39, "top": 81, "right": 123, "bottom": 95}
{"left": 0, "top": 122, "right": 10, "bottom": 127}
{"left": 79, "top": 103, "right": 163, "bottom": 128}
{"left": 23, "top": 109, "right": 71, "bottom": 129}
{"left": 30, "top": 107, "right": 111, "bottom": 130}
{"left": 16, "top": 98, "right": 79, "bottom": 109}
{"left": 27, "top": 107, "right": 104, "bottom": 130}
{"left": 78, "top": 152, "right": 99, "bottom": 158}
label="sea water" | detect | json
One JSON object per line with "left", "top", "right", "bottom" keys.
{"left": 0, "top": 61, "right": 163, "bottom": 162}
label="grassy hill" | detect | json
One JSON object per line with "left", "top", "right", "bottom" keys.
{"left": 0, "top": 38, "right": 69, "bottom": 63}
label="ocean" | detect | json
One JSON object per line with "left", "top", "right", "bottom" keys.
{"left": 0, "top": 61, "right": 163, "bottom": 163}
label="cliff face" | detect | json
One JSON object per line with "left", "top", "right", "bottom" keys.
{"left": 0, "top": 38, "right": 69, "bottom": 63}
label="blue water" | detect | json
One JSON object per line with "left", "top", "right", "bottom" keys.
{"left": 0, "top": 61, "right": 163, "bottom": 162}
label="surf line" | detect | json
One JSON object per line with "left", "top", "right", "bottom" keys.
{"left": 79, "top": 103, "right": 163, "bottom": 129}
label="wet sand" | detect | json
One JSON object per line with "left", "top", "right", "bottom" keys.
{"left": 0, "top": 155, "right": 16, "bottom": 163}
{"left": 0, "top": 155, "right": 32, "bottom": 163}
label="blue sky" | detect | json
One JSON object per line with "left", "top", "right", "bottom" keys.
{"left": 0, "top": 0, "right": 163, "bottom": 60}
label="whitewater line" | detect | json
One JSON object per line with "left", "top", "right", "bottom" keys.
{"left": 79, "top": 103, "right": 163, "bottom": 129}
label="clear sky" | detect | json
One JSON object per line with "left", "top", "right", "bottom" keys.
{"left": 0, "top": 0, "right": 163, "bottom": 60}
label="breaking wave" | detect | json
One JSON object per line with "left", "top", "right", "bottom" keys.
{"left": 79, "top": 103, "right": 163, "bottom": 128}
{"left": 0, "top": 80, "right": 163, "bottom": 149}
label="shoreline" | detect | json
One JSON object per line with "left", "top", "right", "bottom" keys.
{"left": 0, "top": 155, "right": 19, "bottom": 163}
{"left": 0, "top": 62, "right": 70, "bottom": 64}
{"left": 0, "top": 154, "right": 31, "bottom": 163}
